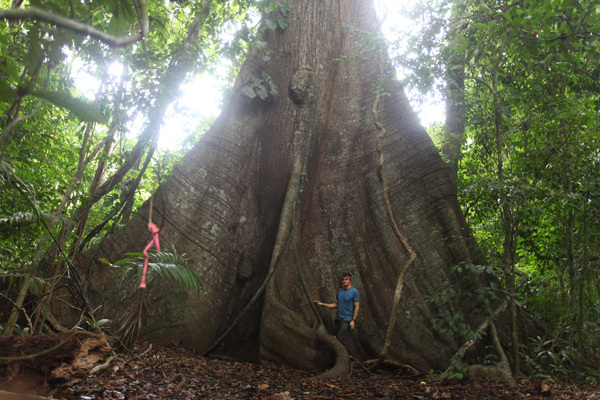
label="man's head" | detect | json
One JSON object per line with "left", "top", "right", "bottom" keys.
{"left": 341, "top": 272, "right": 352, "bottom": 289}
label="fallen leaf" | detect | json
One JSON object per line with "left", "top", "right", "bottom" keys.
{"left": 259, "top": 383, "right": 270, "bottom": 390}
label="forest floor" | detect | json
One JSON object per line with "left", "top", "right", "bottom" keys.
{"left": 42, "top": 341, "right": 599, "bottom": 399}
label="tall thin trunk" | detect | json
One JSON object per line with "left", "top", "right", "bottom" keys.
{"left": 578, "top": 191, "right": 588, "bottom": 371}
{"left": 72, "top": 62, "right": 128, "bottom": 252}
{"left": 442, "top": 2, "right": 466, "bottom": 191}
{"left": 567, "top": 209, "right": 576, "bottom": 310}
{"left": 492, "top": 39, "right": 519, "bottom": 375}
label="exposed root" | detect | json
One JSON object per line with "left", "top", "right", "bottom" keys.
{"left": 350, "top": 356, "right": 375, "bottom": 375}
{"left": 364, "top": 359, "right": 419, "bottom": 375}
{"left": 309, "top": 325, "right": 350, "bottom": 379}
{"left": 436, "top": 302, "right": 507, "bottom": 381}
{"left": 204, "top": 145, "right": 306, "bottom": 356}
{"left": 369, "top": 55, "right": 417, "bottom": 372}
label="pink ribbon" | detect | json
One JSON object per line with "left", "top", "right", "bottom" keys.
{"left": 140, "top": 222, "right": 160, "bottom": 288}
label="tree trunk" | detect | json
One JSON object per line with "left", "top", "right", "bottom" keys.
{"left": 441, "top": 2, "right": 466, "bottom": 192}
{"left": 65, "top": 0, "right": 488, "bottom": 373}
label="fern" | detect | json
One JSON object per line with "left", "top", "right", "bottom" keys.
{"left": 101, "top": 245, "right": 207, "bottom": 297}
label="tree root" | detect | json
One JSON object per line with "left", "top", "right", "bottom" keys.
{"left": 90, "top": 355, "right": 124, "bottom": 374}
{"left": 436, "top": 303, "right": 507, "bottom": 381}
{"left": 309, "top": 325, "right": 350, "bottom": 379}
{"left": 364, "top": 359, "right": 419, "bottom": 375}
{"left": 368, "top": 54, "right": 417, "bottom": 372}
{"left": 204, "top": 141, "right": 306, "bottom": 356}
{"left": 350, "top": 356, "right": 375, "bottom": 375}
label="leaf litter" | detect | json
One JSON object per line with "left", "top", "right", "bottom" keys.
{"left": 55, "top": 341, "right": 599, "bottom": 399}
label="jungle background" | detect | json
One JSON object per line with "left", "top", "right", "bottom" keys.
{"left": 1, "top": 0, "right": 599, "bottom": 384}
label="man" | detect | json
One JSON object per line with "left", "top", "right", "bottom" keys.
{"left": 314, "top": 272, "right": 360, "bottom": 349}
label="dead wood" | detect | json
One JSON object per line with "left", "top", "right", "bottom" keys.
{"left": 0, "top": 332, "right": 113, "bottom": 395}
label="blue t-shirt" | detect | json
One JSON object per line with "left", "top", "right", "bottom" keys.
{"left": 335, "top": 287, "right": 360, "bottom": 321}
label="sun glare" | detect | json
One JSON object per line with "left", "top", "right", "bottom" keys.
{"left": 71, "top": 0, "right": 444, "bottom": 150}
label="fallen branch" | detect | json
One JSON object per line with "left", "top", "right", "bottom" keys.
{"left": 0, "top": 331, "right": 113, "bottom": 390}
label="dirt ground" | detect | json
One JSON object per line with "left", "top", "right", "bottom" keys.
{"left": 40, "top": 341, "right": 596, "bottom": 400}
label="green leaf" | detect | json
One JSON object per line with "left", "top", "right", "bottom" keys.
{"left": 242, "top": 85, "right": 257, "bottom": 98}
{"left": 29, "top": 90, "right": 108, "bottom": 124}
{"left": 472, "top": 23, "right": 488, "bottom": 30}
{"left": 250, "top": 75, "right": 264, "bottom": 86}
{"left": 0, "top": 61, "right": 21, "bottom": 82}
{"left": 96, "top": 319, "right": 111, "bottom": 327}
{"left": 478, "top": 0, "right": 491, "bottom": 12}
{"left": 265, "top": 19, "right": 277, "bottom": 30}
{"left": 256, "top": 85, "right": 268, "bottom": 100}
{"left": 278, "top": 12, "right": 288, "bottom": 29}
{"left": 453, "top": 33, "right": 468, "bottom": 52}
{"left": 280, "top": 2, "right": 290, "bottom": 17}
{"left": 268, "top": 80, "right": 279, "bottom": 96}
{"left": 0, "top": 84, "right": 17, "bottom": 103}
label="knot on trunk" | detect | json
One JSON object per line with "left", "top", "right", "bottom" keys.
{"left": 289, "top": 67, "right": 314, "bottom": 105}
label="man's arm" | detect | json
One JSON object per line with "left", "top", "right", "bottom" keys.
{"left": 314, "top": 300, "right": 337, "bottom": 309}
{"left": 350, "top": 301, "right": 359, "bottom": 330}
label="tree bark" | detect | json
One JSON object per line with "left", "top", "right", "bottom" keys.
{"left": 65, "top": 0, "right": 489, "bottom": 373}
{"left": 441, "top": 2, "right": 466, "bottom": 192}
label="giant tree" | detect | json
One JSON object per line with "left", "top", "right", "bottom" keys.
{"left": 43, "top": 0, "right": 495, "bottom": 373}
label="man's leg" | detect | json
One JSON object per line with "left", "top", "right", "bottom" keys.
{"left": 335, "top": 320, "right": 350, "bottom": 348}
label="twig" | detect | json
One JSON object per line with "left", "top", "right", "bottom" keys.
{"left": 90, "top": 355, "right": 123, "bottom": 374}
{"left": 139, "top": 343, "right": 153, "bottom": 357}
{"left": 0, "top": 292, "right": 33, "bottom": 332}
{"left": 350, "top": 356, "right": 374, "bottom": 375}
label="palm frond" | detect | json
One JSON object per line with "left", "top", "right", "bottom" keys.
{"left": 102, "top": 245, "right": 207, "bottom": 297}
